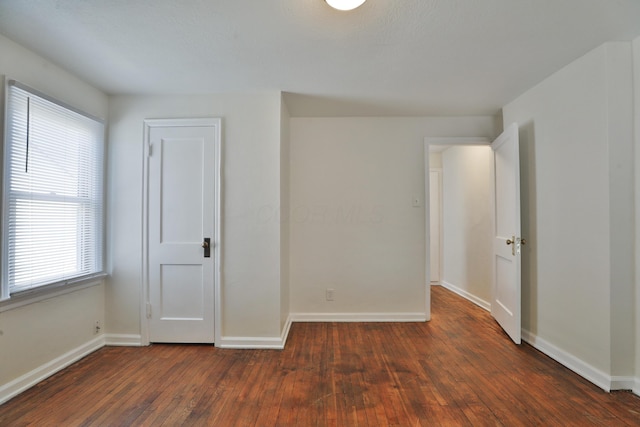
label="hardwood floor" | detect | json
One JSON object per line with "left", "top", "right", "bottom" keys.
{"left": 2, "top": 286, "right": 639, "bottom": 426}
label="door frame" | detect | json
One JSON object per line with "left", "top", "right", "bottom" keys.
{"left": 424, "top": 137, "right": 491, "bottom": 321}
{"left": 141, "top": 118, "right": 222, "bottom": 346}
{"left": 428, "top": 168, "right": 442, "bottom": 284}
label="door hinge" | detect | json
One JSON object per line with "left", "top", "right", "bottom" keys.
{"left": 146, "top": 302, "right": 152, "bottom": 319}
{"left": 147, "top": 144, "right": 152, "bottom": 157}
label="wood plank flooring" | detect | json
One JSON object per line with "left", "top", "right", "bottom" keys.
{"left": 2, "top": 286, "right": 639, "bottom": 426}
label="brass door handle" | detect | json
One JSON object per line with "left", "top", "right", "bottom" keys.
{"left": 506, "top": 236, "right": 526, "bottom": 256}
{"left": 506, "top": 237, "right": 527, "bottom": 245}
{"left": 201, "top": 241, "right": 209, "bottom": 249}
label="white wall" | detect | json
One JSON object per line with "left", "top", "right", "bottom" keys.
{"left": 440, "top": 146, "right": 492, "bottom": 308}
{"left": 107, "top": 92, "right": 287, "bottom": 343}
{"left": 503, "top": 42, "right": 635, "bottom": 385}
{"left": 289, "top": 117, "right": 497, "bottom": 319}
{"left": 0, "top": 34, "right": 108, "bottom": 399}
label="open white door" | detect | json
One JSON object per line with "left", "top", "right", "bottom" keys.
{"left": 491, "top": 123, "right": 522, "bottom": 344}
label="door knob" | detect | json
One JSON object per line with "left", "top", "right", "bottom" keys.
{"left": 506, "top": 237, "right": 526, "bottom": 245}
{"left": 505, "top": 236, "right": 526, "bottom": 256}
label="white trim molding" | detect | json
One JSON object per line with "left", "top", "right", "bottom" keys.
{"left": 439, "top": 281, "right": 491, "bottom": 312}
{"left": 633, "top": 378, "right": 640, "bottom": 397}
{"left": 521, "top": 329, "right": 631, "bottom": 393}
{"left": 0, "top": 277, "right": 105, "bottom": 313}
{"left": 0, "top": 336, "right": 105, "bottom": 405}
{"left": 217, "top": 337, "right": 285, "bottom": 350}
{"left": 290, "top": 313, "right": 427, "bottom": 322}
{"left": 425, "top": 137, "right": 492, "bottom": 146}
{"left": 105, "top": 334, "right": 144, "bottom": 347}
{"left": 610, "top": 376, "right": 637, "bottom": 392}
{"left": 217, "top": 315, "right": 292, "bottom": 350}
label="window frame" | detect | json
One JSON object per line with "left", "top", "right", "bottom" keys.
{"left": 0, "top": 79, "right": 107, "bottom": 304}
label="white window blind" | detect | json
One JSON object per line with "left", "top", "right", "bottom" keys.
{"left": 2, "top": 81, "right": 105, "bottom": 298}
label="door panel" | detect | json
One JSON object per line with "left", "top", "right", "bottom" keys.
{"left": 160, "top": 264, "right": 204, "bottom": 319}
{"left": 160, "top": 138, "right": 204, "bottom": 243}
{"left": 147, "top": 121, "right": 218, "bottom": 343}
{"left": 491, "top": 123, "right": 522, "bottom": 344}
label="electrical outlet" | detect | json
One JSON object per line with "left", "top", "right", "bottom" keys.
{"left": 94, "top": 320, "right": 101, "bottom": 335}
{"left": 326, "top": 288, "right": 335, "bottom": 301}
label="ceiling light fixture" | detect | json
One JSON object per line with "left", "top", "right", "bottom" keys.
{"left": 325, "top": 0, "right": 366, "bottom": 11}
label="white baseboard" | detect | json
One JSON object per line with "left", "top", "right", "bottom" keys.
{"left": 281, "top": 314, "right": 292, "bottom": 346}
{"left": 440, "top": 281, "right": 491, "bottom": 311}
{"left": 105, "top": 334, "right": 143, "bottom": 346}
{"left": 610, "top": 376, "right": 637, "bottom": 391}
{"left": 216, "top": 336, "right": 285, "bottom": 349}
{"left": 522, "top": 329, "right": 617, "bottom": 392}
{"left": 290, "top": 312, "right": 427, "bottom": 322}
{"left": 217, "top": 312, "right": 427, "bottom": 347}
{"left": 0, "top": 335, "right": 105, "bottom": 405}
{"left": 217, "top": 315, "right": 292, "bottom": 350}
{"left": 526, "top": 333, "right": 637, "bottom": 395}
{"left": 437, "top": 284, "right": 639, "bottom": 395}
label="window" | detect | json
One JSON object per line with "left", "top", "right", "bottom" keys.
{"left": 1, "top": 80, "right": 105, "bottom": 300}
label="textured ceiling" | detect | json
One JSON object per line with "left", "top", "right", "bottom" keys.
{"left": 1, "top": 0, "right": 640, "bottom": 116}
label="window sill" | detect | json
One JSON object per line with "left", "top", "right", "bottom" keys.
{"left": 0, "top": 273, "right": 107, "bottom": 313}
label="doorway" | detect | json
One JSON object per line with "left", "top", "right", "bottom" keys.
{"left": 425, "top": 124, "right": 523, "bottom": 344}
{"left": 428, "top": 143, "right": 493, "bottom": 310}
{"left": 425, "top": 138, "right": 492, "bottom": 313}
{"left": 141, "top": 118, "right": 222, "bottom": 345}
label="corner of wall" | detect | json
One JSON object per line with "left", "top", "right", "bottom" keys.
{"left": 632, "top": 36, "right": 640, "bottom": 391}
{"left": 280, "top": 94, "right": 292, "bottom": 334}
{"left": 606, "top": 40, "right": 635, "bottom": 379}
{"left": 493, "top": 113, "right": 504, "bottom": 136}
{"left": 218, "top": 314, "right": 292, "bottom": 350}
